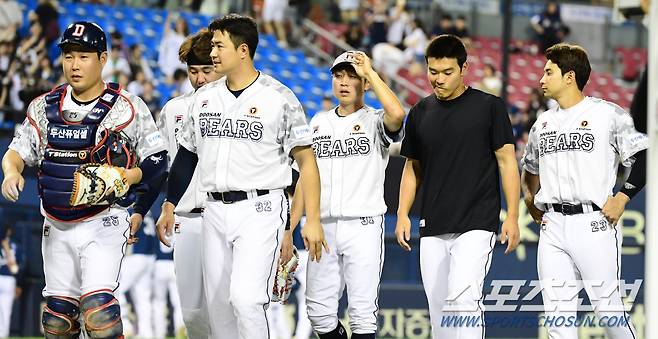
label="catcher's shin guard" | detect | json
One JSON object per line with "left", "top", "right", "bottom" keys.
{"left": 318, "top": 322, "right": 348, "bottom": 339}
{"left": 80, "top": 290, "right": 123, "bottom": 338}
{"left": 43, "top": 296, "right": 82, "bottom": 339}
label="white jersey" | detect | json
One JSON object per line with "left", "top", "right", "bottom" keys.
{"left": 178, "top": 73, "right": 313, "bottom": 192}
{"left": 522, "top": 96, "right": 648, "bottom": 210}
{"left": 157, "top": 91, "right": 206, "bottom": 213}
{"left": 8, "top": 84, "right": 166, "bottom": 221}
{"left": 310, "top": 106, "right": 403, "bottom": 219}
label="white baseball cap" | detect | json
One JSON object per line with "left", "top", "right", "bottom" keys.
{"left": 330, "top": 51, "right": 361, "bottom": 72}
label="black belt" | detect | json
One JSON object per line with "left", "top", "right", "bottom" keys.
{"left": 547, "top": 203, "right": 601, "bottom": 215}
{"left": 190, "top": 208, "right": 204, "bottom": 213}
{"left": 209, "top": 190, "right": 270, "bottom": 204}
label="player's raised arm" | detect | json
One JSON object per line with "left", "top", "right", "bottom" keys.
{"left": 350, "top": 51, "right": 406, "bottom": 132}
{"left": 291, "top": 146, "right": 328, "bottom": 262}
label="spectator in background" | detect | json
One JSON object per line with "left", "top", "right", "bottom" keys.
{"left": 365, "top": 0, "right": 388, "bottom": 49}
{"left": 110, "top": 31, "right": 131, "bottom": 61}
{"left": 525, "top": 87, "right": 548, "bottom": 129}
{"left": 36, "top": 55, "right": 59, "bottom": 87}
{"left": 453, "top": 15, "right": 471, "bottom": 48}
{"left": 386, "top": 0, "right": 411, "bottom": 49}
{"left": 141, "top": 81, "right": 161, "bottom": 118}
{"left": 0, "top": 0, "right": 22, "bottom": 43}
{"left": 103, "top": 44, "right": 132, "bottom": 83}
{"left": 158, "top": 13, "right": 188, "bottom": 83}
{"left": 343, "top": 21, "right": 363, "bottom": 49}
{"left": 117, "top": 71, "right": 130, "bottom": 89}
{"left": 127, "top": 67, "right": 147, "bottom": 96}
{"left": 477, "top": 63, "right": 502, "bottom": 96}
{"left": 16, "top": 19, "right": 46, "bottom": 68}
{"left": 338, "top": 0, "right": 359, "bottom": 23}
{"left": 530, "top": 1, "right": 569, "bottom": 53}
{"left": 403, "top": 18, "right": 427, "bottom": 63}
{"left": 33, "top": 0, "right": 59, "bottom": 45}
{"left": 431, "top": 14, "right": 454, "bottom": 38}
{"left": 129, "top": 44, "right": 154, "bottom": 81}
{"left": 262, "top": 0, "right": 289, "bottom": 46}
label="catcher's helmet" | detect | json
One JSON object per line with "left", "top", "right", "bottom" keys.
{"left": 58, "top": 21, "right": 107, "bottom": 53}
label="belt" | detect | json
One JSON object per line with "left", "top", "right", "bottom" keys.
{"left": 547, "top": 203, "right": 601, "bottom": 215}
{"left": 189, "top": 208, "right": 204, "bottom": 213}
{"left": 209, "top": 190, "right": 270, "bottom": 204}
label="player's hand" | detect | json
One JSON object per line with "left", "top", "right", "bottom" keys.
{"left": 524, "top": 195, "right": 544, "bottom": 224}
{"left": 602, "top": 194, "right": 629, "bottom": 226}
{"left": 395, "top": 214, "right": 412, "bottom": 251}
{"left": 1, "top": 172, "right": 24, "bottom": 202}
{"left": 350, "top": 51, "right": 374, "bottom": 79}
{"left": 156, "top": 201, "right": 176, "bottom": 247}
{"left": 280, "top": 230, "right": 294, "bottom": 265}
{"left": 500, "top": 217, "right": 520, "bottom": 254}
{"left": 302, "top": 219, "right": 328, "bottom": 262}
{"left": 128, "top": 213, "right": 143, "bottom": 245}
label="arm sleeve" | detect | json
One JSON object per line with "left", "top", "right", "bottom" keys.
{"left": 132, "top": 172, "right": 166, "bottom": 216}
{"left": 521, "top": 121, "right": 541, "bottom": 175}
{"left": 138, "top": 150, "right": 167, "bottom": 186}
{"left": 278, "top": 90, "right": 313, "bottom": 156}
{"left": 399, "top": 103, "right": 418, "bottom": 159}
{"left": 611, "top": 105, "right": 648, "bottom": 166}
{"left": 619, "top": 149, "right": 646, "bottom": 200}
{"left": 165, "top": 146, "right": 198, "bottom": 206}
{"left": 490, "top": 97, "right": 515, "bottom": 151}
{"left": 376, "top": 109, "right": 404, "bottom": 148}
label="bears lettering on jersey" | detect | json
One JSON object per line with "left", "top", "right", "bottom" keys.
{"left": 198, "top": 112, "right": 263, "bottom": 141}
{"left": 312, "top": 135, "right": 371, "bottom": 158}
{"left": 538, "top": 131, "right": 595, "bottom": 156}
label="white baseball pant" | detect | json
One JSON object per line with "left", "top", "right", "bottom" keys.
{"left": 42, "top": 209, "right": 129, "bottom": 297}
{"left": 202, "top": 190, "right": 287, "bottom": 339}
{"left": 306, "top": 216, "right": 385, "bottom": 335}
{"left": 420, "top": 229, "right": 496, "bottom": 339}
{"left": 538, "top": 211, "right": 637, "bottom": 339}
{"left": 117, "top": 253, "right": 155, "bottom": 338}
{"left": 153, "top": 259, "right": 184, "bottom": 339}
{"left": 174, "top": 213, "right": 210, "bottom": 339}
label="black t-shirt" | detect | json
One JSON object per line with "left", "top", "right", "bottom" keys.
{"left": 400, "top": 87, "right": 514, "bottom": 237}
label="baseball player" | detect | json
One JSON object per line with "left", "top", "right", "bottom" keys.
{"left": 395, "top": 35, "right": 520, "bottom": 339}
{"left": 146, "top": 28, "right": 222, "bottom": 339}
{"left": 0, "top": 21, "right": 167, "bottom": 338}
{"left": 117, "top": 212, "right": 157, "bottom": 338}
{"left": 0, "top": 226, "right": 21, "bottom": 338}
{"left": 153, "top": 239, "right": 185, "bottom": 339}
{"left": 283, "top": 51, "right": 406, "bottom": 339}
{"left": 156, "top": 14, "right": 326, "bottom": 339}
{"left": 522, "top": 43, "right": 646, "bottom": 339}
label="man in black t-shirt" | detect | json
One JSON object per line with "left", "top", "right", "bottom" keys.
{"left": 395, "top": 35, "right": 520, "bottom": 339}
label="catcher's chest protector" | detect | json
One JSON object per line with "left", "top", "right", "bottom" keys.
{"left": 37, "top": 83, "right": 134, "bottom": 222}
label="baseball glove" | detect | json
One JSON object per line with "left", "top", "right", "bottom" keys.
{"left": 272, "top": 246, "right": 299, "bottom": 303}
{"left": 70, "top": 164, "right": 129, "bottom": 206}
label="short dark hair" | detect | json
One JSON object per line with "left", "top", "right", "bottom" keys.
{"left": 545, "top": 43, "right": 591, "bottom": 91}
{"left": 425, "top": 34, "right": 467, "bottom": 69}
{"left": 208, "top": 14, "right": 258, "bottom": 59}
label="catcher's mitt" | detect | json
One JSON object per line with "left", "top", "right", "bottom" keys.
{"left": 272, "top": 246, "right": 299, "bottom": 303}
{"left": 70, "top": 164, "right": 129, "bottom": 206}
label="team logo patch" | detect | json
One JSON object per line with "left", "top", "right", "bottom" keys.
{"left": 540, "top": 219, "right": 548, "bottom": 231}
{"left": 249, "top": 107, "right": 258, "bottom": 115}
{"left": 581, "top": 120, "right": 588, "bottom": 127}
{"left": 542, "top": 122, "right": 547, "bottom": 129}
{"left": 353, "top": 124, "right": 361, "bottom": 132}
{"left": 419, "top": 219, "right": 426, "bottom": 228}
{"left": 174, "top": 222, "right": 181, "bottom": 234}
{"left": 43, "top": 225, "right": 50, "bottom": 237}
{"left": 201, "top": 100, "right": 208, "bottom": 108}
{"left": 175, "top": 115, "right": 183, "bottom": 123}
{"left": 313, "top": 126, "right": 319, "bottom": 133}
{"left": 149, "top": 155, "right": 163, "bottom": 164}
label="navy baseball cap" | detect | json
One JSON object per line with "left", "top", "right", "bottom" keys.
{"left": 330, "top": 51, "right": 361, "bottom": 73}
{"left": 59, "top": 21, "right": 107, "bottom": 53}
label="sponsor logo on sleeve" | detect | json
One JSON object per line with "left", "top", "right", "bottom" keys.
{"left": 292, "top": 126, "right": 311, "bottom": 138}
{"left": 146, "top": 131, "right": 163, "bottom": 146}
